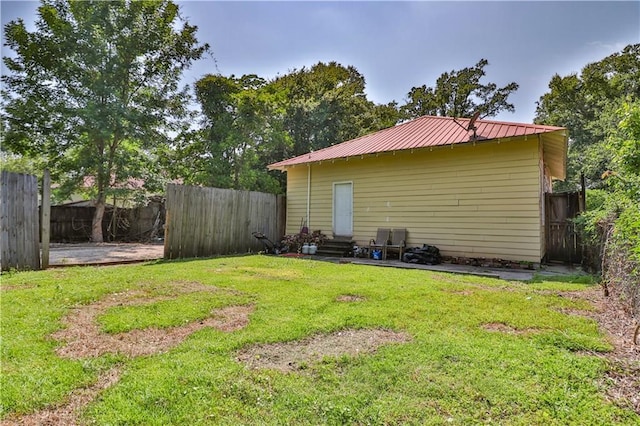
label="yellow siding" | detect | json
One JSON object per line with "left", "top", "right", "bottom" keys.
{"left": 285, "top": 138, "right": 543, "bottom": 263}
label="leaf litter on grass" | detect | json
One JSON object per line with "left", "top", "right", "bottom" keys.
{"left": 544, "top": 286, "right": 640, "bottom": 413}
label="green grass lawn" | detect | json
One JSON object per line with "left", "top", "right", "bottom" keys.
{"left": 1, "top": 255, "right": 638, "bottom": 425}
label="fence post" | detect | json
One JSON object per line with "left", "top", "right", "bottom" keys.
{"left": 0, "top": 172, "right": 9, "bottom": 267}
{"left": 41, "top": 170, "right": 51, "bottom": 268}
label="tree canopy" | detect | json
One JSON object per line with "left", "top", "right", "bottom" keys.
{"left": 269, "top": 61, "right": 400, "bottom": 157}
{"left": 176, "top": 59, "right": 520, "bottom": 194}
{"left": 3, "top": 3, "right": 528, "bottom": 225}
{"left": 172, "top": 62, "right": 401, "bottom": 193}
{"left": 537, "top": 45, "right": 639, "bottom": 308}
{"left": 1, "top": 0, "right": 209, "bottom": 241}
{"left": 534, "top": 44, "right": 640, "bottom": 190}
{"left": 401, "top": 59, "right": 519, "bottom": 120}
{"left": 172, "top": 73, "right": 283, "bottom": 193}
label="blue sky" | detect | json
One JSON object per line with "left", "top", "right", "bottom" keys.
{"left": 2, "top": 1, "right": 639, "bottom": 123}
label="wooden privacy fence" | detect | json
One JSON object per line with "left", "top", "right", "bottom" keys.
{"left": 48, "top": 199, "right": 164, "bottom": 242}
{"left": 0, "top": 171, "right": 41, "bottom": 271}
{"left": 164, "top": 184, "right": 286, "bottom": 259}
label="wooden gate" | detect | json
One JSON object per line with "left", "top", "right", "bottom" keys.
{"left": 544, "top": 191, "right": 584, "bottom": 264}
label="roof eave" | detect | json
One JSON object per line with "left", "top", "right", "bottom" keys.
{"left": 542, "top": 130, "right": 569, "bottom": 181}
{"left": 265, "top": 116, "right": 568, "bottom": 172}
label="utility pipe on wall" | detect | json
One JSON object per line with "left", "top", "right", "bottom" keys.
{"left": 306, "top": 164, "right": 311, "bottom": 230}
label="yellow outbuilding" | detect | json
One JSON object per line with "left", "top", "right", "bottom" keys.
{"left": 269, "top": 115, "right": 568, "bottom": 264}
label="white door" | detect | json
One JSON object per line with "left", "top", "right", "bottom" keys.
{"left": 333, "top": 182, "right": 353, "bottom": 237}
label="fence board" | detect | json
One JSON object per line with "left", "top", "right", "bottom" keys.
{"left": 1, "top": 171, "right": 41, "bottom": 271}
{"left": 164, "top": 184, "right": 285, "bottom": 259}
{"left": 0, "top": 174, "right": 9, "bottom": 265}
{"left": 27, "top": 172, "right": 40, "bottom": 267}
{"left": 9, "top": 173, "right": 19, "bottom": 266}
{"left": 41, "top": 170, "right": 51, "bottom": 268}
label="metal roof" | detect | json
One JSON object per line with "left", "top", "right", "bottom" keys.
{"left": 268, "top": 115, "right": 567, "bottom": 171}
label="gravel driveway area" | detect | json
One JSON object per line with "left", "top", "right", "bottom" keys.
{"left": 49, "top": 243, "right": 164, "bottom": 266}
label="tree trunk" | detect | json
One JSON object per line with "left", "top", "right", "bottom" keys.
{"left": 92, "top": 200, "right": 105, "bottom": 242}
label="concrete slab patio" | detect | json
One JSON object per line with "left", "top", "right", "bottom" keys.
{"left": 49, "top": 243, "right": 164, "bottom": 266}
{"left": 346, "top": 258, "right": 583, "bottom": 281}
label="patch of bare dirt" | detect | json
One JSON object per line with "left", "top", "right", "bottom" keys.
{"left": 0, "top": 284, "right": 36, "bottom": 292}
{"left": 2, "top": 366, "right": 122, "bottom": 426}
{"left": 441, "top": 288, "right": 475, "bottom": 296}
{"left": 6, "top": 282, "right": 253, "bottom": 425}
{"left": 335, "top": 294, "right": 366, "bottom": 302}
{"left": 481, "top": 322, "right": 542, "bottom": 335}
{"left": 138, "top": 280, "right": 233, "bottom": 295}
{"left": 552, "top": 287, "right": 640, "bottom": 414}
{"left": 52, "top": 288, "right": 253, "bottom": 359}
{"left": 236, "top": 328, "right": 412, "bottom": 372}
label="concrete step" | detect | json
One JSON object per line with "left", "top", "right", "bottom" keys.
{"left": 316, "top": 239, "right": 354, "bottom": 257}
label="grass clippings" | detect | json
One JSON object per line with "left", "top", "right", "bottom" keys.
{"left": 0, "top": 284, "right": 36, "bottom": 292}
{"left": 443, "top": 289, "right": 475, "bottom": 296}
{"left": 237, "top": 328, "right": 412, "bottom": 372}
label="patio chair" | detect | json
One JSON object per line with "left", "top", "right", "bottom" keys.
{"left": 385, "top": 228, "right": 407, "bottom": 260}
{"left": 369, "top": 228, "right": 390, "bottom": 260}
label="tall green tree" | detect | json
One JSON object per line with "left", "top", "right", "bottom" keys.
{"left": 606, "top": 101, "right": 640, "bottom": 203}
{"left": 1, "top": 0, "right": 208, "bottom": 241}
{"left": 174, "top": 74, "right": 283, "bottom": 193}
{"left": 178, "top": 62, "right": 399, "bottom": 194}
{"left": 534, "top": 44, "right": 640, "bottom": 190}
{"left": 401, "top": 59, "right": 519, "bottom": 120}
{"left": 270, "top": 62, "right": 399, "bottom": 156}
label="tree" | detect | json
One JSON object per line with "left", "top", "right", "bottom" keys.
{"left": 1, "top": 0, "right": 208, "bottom": 241}
{"left": 174, "top": 74, "right": 283, "bottom": 193}
{"left": 540, "top": 48, "right": 640, "bottom": 313}
{"left": 270, "top": 62, "right": 398, "bottom": 156}
{"left": 534, "top": 44, "right": 640, "bottom": 190}
{"left": 175, "top": 62, "right": 399, "bottom": 194}
{"left": 607, "top": 101, "right": 640, "bottom": 203}
{"left": 401, "top": 59, "right": 519, "bottom": 120}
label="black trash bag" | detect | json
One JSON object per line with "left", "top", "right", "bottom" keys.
{"left": 402, "top": 244, "right": 441, "bottom": 265}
